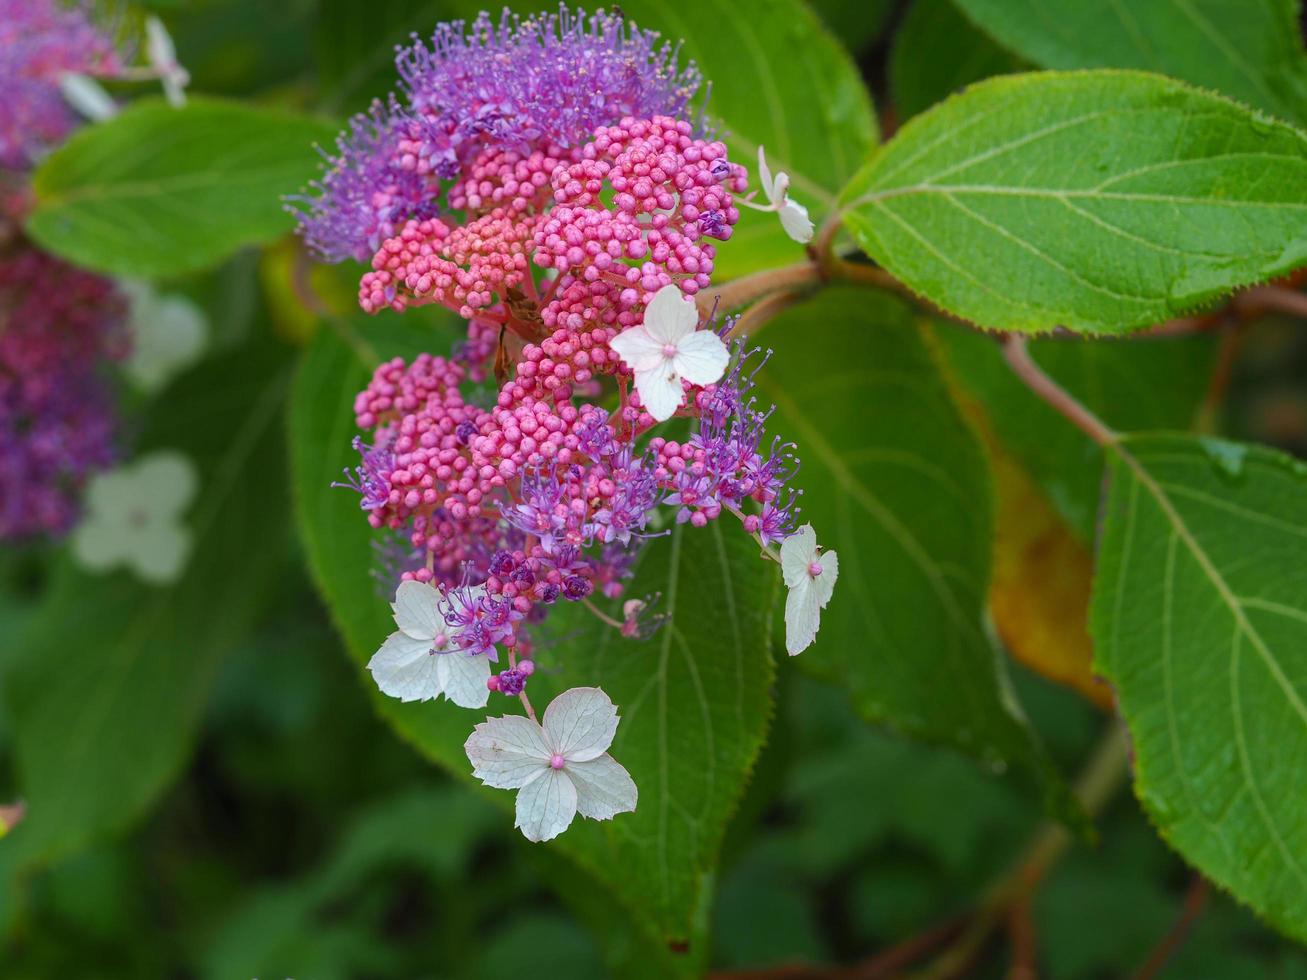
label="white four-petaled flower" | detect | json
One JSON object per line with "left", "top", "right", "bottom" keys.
{"left": 121, "top": 281, "right": 208, "bottom": 393}
{"left": 781, "top": 524, "right": 839, "bottom": 656}
{"left": 754, "top": 146, "right": 814, "bottom": 244}
{"left": 465, "top": 687, "right": 638, "bottom": 842}
{"left": 368, "top": 580, "right": 491, "bottom": 708}
{"left": 608, "top": 284, "right": 730, "bottom": 422}
{"left": 71, "top": 450, "right": 198, "bottom": 585}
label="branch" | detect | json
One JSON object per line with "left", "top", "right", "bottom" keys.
{"left": 907, "top": 718, "right": 1131, "bottom": 980}
{"left": 1002, "top": 336, "right": 1117, "bottom": 448}
{"left": 1131, "top": 875, "right": 1209, "bottom": 980}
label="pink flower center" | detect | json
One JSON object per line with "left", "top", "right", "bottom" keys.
{"left": 808, "top": 561, "right": 823, "bottom": 578}
{"left": 549, "top": 753, "right": 566, "bottom": 770}
{"left": 662, "top": 343, "right": 678, "bottom": 358}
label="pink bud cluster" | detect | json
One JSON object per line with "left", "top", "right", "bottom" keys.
{"left": 359, "top": 116, "right": 746, "bottom": 335}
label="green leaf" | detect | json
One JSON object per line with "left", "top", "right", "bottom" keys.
{"left": 584, "top": 0, "right": 878, "bottom": 280}
{"left": 808, "top": 0, "right": 895, "bottom": 55}
{"left": 938, "top": 328, "right": 1217, "bottom": 542}
{"left": 25, "top": 98, "right": 338, "bottom": 278}
{"left": 840, "top": 71, "right": 1307, "bottom": 334}
{"left": 950, "top": 0, "right": 1307, "bottom": 125}
{"left": 1092, "top": 433, "right": 1307, "bottom": 941}
{"left": 1, "top": 343, "right": 291, "bottom": 867}
{"left": 759, "top": 288, "right": 1069, "bottom": 813}
{"left": 890, "top": 0, "right": 1025, "bottom": 120}
{"left": 290, "top": 317, "right": 779, "bottom": 953}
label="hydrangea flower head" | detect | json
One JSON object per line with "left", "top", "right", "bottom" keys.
{"left": 0, "top": 0, "right": 122, "bottom": 169}
{"left": 312, "top": 5, "right": 839, "bottom": 844}
{"left": 0, "top": 243, "right": 127, "bottom": 541}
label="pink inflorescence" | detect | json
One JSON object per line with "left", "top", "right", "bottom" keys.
{"left": 0, "top": 0, "right": 121, "bottom": 170}
{"left": 0, "top": 243, "right": 127, "bottom": 540}
{"left": 317, "top": 7, "right": 808, "bottom": 697}
{"left": 292, "top": 5, "right": 704, "bottom": 264}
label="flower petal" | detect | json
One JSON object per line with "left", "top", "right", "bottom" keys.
{"left": 672, "top": 330, "right": 730, "bottom": 387}
{"left": 515, "top": 767, "right": 578, "bottom": 842}
{"left": 465, "top": 714, "right": 551, "bottom": 789}
{"left": 130, "top": 520, "right": 191, "bottom": 584}
{"left": 641, "top": 284, "right": 698, "bottom": 344}
{"left": 634, "top": 359, "right": 684, "bottom": 423}
{"left": 83, "top": 468, "right": 139, "bottom": 523}
{"left": 70, "top": 517, "right": 129, "bottom": 571}
{"left": 391, "top": 579, "right": 444, "bottom": 641}
{"left": 757, "top": 145, "right": 776, "bottom": 205}
{"left": 368, "top": 630, "right": 442, "bottom": 702}
{"left": 435, "top": 650, "right": 491, "bottom": 708}
{"left": 542, "top": 686, "right": 620, "bottom": 762}
{"left": 608, "top": 325, "right": 666, "bottom": 373}
{"left": 566, "top": 753, "right": 638, "bottom": 821}
{"left": 133, "top": 451, "right": 200, "bottom": 516}
{"left": 780, "top": 524, "right": 819, "bottom": 588}
{"left": 811, "top": 549, "right": 839, "bottom": 607}
{"left": 779, "top": 199, "right": 814, "bottom": 244}
{"left": 784, "top": 580, "right": 819, "bottom": 656}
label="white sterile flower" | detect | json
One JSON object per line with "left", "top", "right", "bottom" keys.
{"left": 368, "top": 580, "right": 491, "bottom": 709}
{"left": 781, "top": 524, "right": 839, "bottom": 656}
{"left": 145, "top": 16, "right": 190, "bottom": 108}
{"left": 71, "top": 450, "right": 198, "bottom": 585}
{"left": 465, "top": 686, "right": 637, "bottom": 843}
{"left": 755, "top": 145, "right": 814, "bottom": 244}
{"left": 59, "top": 73, "right": 117, "bottom": 122}
{"left": 120, "top": 281, "right": 208, "bottom": 393}
{"left": 608, "top": 284, "right": 730, "bottom": 422}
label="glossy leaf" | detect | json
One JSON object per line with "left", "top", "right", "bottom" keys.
{"left": 891, "top": 0, "right": 1024, "bottom": 120}
{"left": 808, "top": 0, "right": 895, "bottom": 55}
{"left": 758, "top": 288, "right": 1069, "bottom": 812}
{"left": 290, "top": 318, "right": 778, "bottom": 954}
{"left": 26, "top": 99, "right": 337, "bottom": 278}
{"left": 1093, "top": 434, "right": 1307, "bottom": 942}
{"left": 1, "top": 344, "right": 291, "bottom": 867}
{"left": 951, "top": 0, "right": 1307, "bottom": 124}
{"left": 840, "top": 71, "right": 1307, "bottom": 333}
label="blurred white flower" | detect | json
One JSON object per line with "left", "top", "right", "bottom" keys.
{"left": 120, "top": 281, "right": 207, "bottom": 393}
{"left": 59, "top": 73, "right": 117, "bottom": 122}
{"left": 145, "top": 16, "right": 190, "bottom": 108}
{"left": 71, "top": 451, "right": 199, "bottom": 585}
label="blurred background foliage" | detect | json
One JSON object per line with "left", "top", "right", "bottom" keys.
{"left": 2, "top": 0, "right": 1307, "bottom": 976}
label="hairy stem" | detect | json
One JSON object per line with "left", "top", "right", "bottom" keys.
{"left": 1131, "top": 874, "right": 1209, "bottom": 980}
{"left": 1002, "top": 336, "right": 1117, "bottom": 448}
{"left": 726, "top": 289, "right": 805, "bottom": 340}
